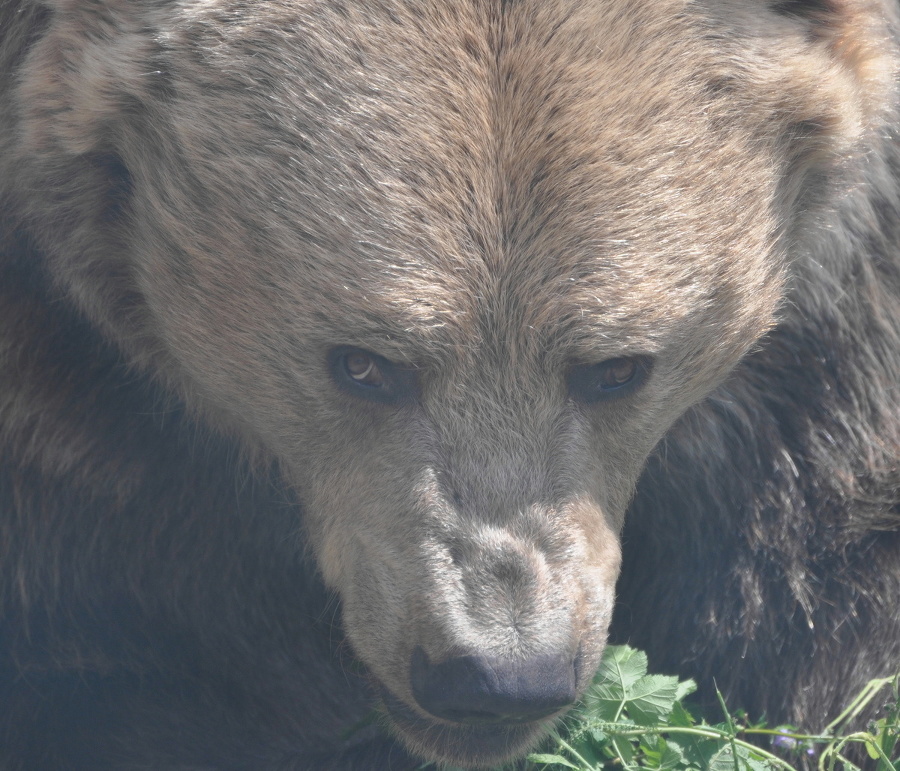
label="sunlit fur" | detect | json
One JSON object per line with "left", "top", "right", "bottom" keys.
{"left": 1, "top": 0, "right": 898, "bottom": 768}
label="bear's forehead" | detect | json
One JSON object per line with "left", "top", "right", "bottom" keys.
{"left": 155, "top": 0, "right": 782, "bottom": 359}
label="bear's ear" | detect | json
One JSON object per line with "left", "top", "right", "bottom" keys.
{"left": 16, "top": 0, "right": 158, "bottom": 158}
{"left": 7, "top": 1, "right": 167, "bottom": 354}
{"left": 705, "top": 0, "right": 898, "bottom": 105}
{"left": 768, "top": 0, "right": 898, "bottom": 108}
{"left": 701, "top": 0, "right": 898, "bottom": 208}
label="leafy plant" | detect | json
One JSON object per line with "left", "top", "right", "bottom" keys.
{"left": 516, "top": 646, "right": 899, "bottom": 771}
{"left": 418, "top": 645, "right": 898, "bottom": 771}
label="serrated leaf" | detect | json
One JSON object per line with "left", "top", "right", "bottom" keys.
{"left": 639, "top": 735, "right": 686, "bottom": 770}
{"left": 587, "top": 646, "right": 649, "bottom": 721}
{"left": 742, "top": 756, "right": 772, "bottom": 771}
{"left": 680, "top": 735, "right": 725, "bottom": 770}
{"left": 658, "top": 740, "right": 689, "bottom": 770}
{"left": 705, "top": 744, "right": 741, "bottom": 771}
{"left": 626, "top": 674, "right": 680, "bottom": 725}
{"left": 701, "top": 743, "right": 773, "bottom": 771}
{"left": 526, "top": 753, "right": 580, "bottom": 769}
{"left": 591, "top": 647, "right": 645, "bottom": 703}
{"left": 596, "top": 645, "right": 650, "bottom": 690}
{"left": 587, "top": 646, "right": 683, "bottom": 727}
{"left": 667, "top": 739, "right": 705, "bottom": 771}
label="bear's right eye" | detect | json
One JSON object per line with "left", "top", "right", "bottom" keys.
{"left": 567, "top": 356, "right": 652, "bottom": 403}
{"left": 344, "top": 351, "right": 384, "bottom": 387}
{"left": 329, "top": 346, "right": 417, "bottom": 404}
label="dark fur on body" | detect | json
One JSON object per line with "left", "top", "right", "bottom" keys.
{"left": 1, "top": 0, "right": 899, "bottom": 768}
{"left": 0, "top": 223, "right": 407, "bottom": 768}
{"left": 614, "top": 166, "right": 900, "bottom": 724}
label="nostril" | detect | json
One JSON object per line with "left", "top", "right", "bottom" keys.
{"left": 410, "top": 646, "right": 576, "bottom": 725}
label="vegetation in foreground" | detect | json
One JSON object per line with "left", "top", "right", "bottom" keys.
{"left": 428, "top": 645, "right": 899, "bottom": 771}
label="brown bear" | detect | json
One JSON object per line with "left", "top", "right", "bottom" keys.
{"left": 1, "top": 0, "right": 899, "bottom": 768}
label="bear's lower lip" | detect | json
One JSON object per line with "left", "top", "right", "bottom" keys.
{"left": 378, "top": 683, "right": 555, "bottom": 765}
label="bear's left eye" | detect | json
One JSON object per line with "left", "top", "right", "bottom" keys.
{"left": 568, "top": 356, "right": 652, "bottom": 403}
{"left": 329, "top": 346, "right": 417, "bottom": 404}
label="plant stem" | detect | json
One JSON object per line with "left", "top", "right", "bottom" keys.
{"left": 823, "top": 678, "right": 894, "bottom": 736}
{"left": 583, "top": 723, "right": 798, "bottom": 771}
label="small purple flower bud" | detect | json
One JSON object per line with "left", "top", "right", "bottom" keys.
{"left": 771, "top": 734, "right": 798, "bottom": 751}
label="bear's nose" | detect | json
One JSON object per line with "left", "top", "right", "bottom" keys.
{"left": 410, "top": 646, "right": 577, "bottom": 724}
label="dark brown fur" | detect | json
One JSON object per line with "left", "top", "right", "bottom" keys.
{"left": 1, "top": 0, "right": 899, "bottom": 768}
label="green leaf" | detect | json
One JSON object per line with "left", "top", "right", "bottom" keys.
{"left": 589, "top": 729, "right": 609, "bottom": 745}
{"left": 640, "top": 735, "right": 687, "bottom": 770}
{"left": 676, "top": 678, "right": 698, "bottom": 701}
{"left": 693, "top": 744, "right": 775, "bottom": 771}
{"left": 658, "top": 740, "right": 689, "bottom": 770}
{"left": 626, "top": 673, "right": 680, "bottom": 726}
{"left": 526, "top": 753, "right": 580, "bottom": 769}
{"left": 597, "top": 646, "right": 650, "bottom": 690}
{"left": 867, "top": 738, "right": 882, "bottom": 761}
{"left": 639, "top": 734, "right": 665, "bottom": 767}
{"left": 666, "top": 739, "right": 706, "bottom": 771}
{"left": 568, "top": 734, "right": 604, "bottom": 767}
{"left": 679, "top": 735, "right": 726, "bottom": 770}
{"left": 735, "top": 742, "right": 772, "bottom": 771}
{"left": 669, "top": 701, "right": 697, "bottom": 728}
{"left": 612, "top": 734, "right": 636, "bottom": 766}
{"left": 587, "top": 646, "right": 649, "bottom": 721}
{"left": 588, "top": 646, "right": 682, "bottom": 726}
{"left": 706, "top": 744, "right": 742, "bottom": 771}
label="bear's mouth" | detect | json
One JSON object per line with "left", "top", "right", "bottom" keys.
{"left": 378, "top": 682, "right": 561, "bottom": 766}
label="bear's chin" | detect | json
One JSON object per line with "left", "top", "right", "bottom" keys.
{"left": 378, "top": 683, "right": 562, "bottom": 768}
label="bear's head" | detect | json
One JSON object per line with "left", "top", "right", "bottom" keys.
{"left": 9, "top": 0, "right": 895, "bottom": 764}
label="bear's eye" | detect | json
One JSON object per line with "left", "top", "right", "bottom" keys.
{"left": 329, "top": 346, "right": 417, "bottom": 404}
{"left": 568, "top": 356, "right": 651, "bottom": 403}
{"left": 344, "top": 351, "right": 384, "bottom": 387}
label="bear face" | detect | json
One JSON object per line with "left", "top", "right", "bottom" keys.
{"left": 3, "top": 0, "right": 898, "bottom": 767}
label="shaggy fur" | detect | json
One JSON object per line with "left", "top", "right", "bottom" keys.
{"left": 1, "top": 0, "right": 898, "bottom": 768}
